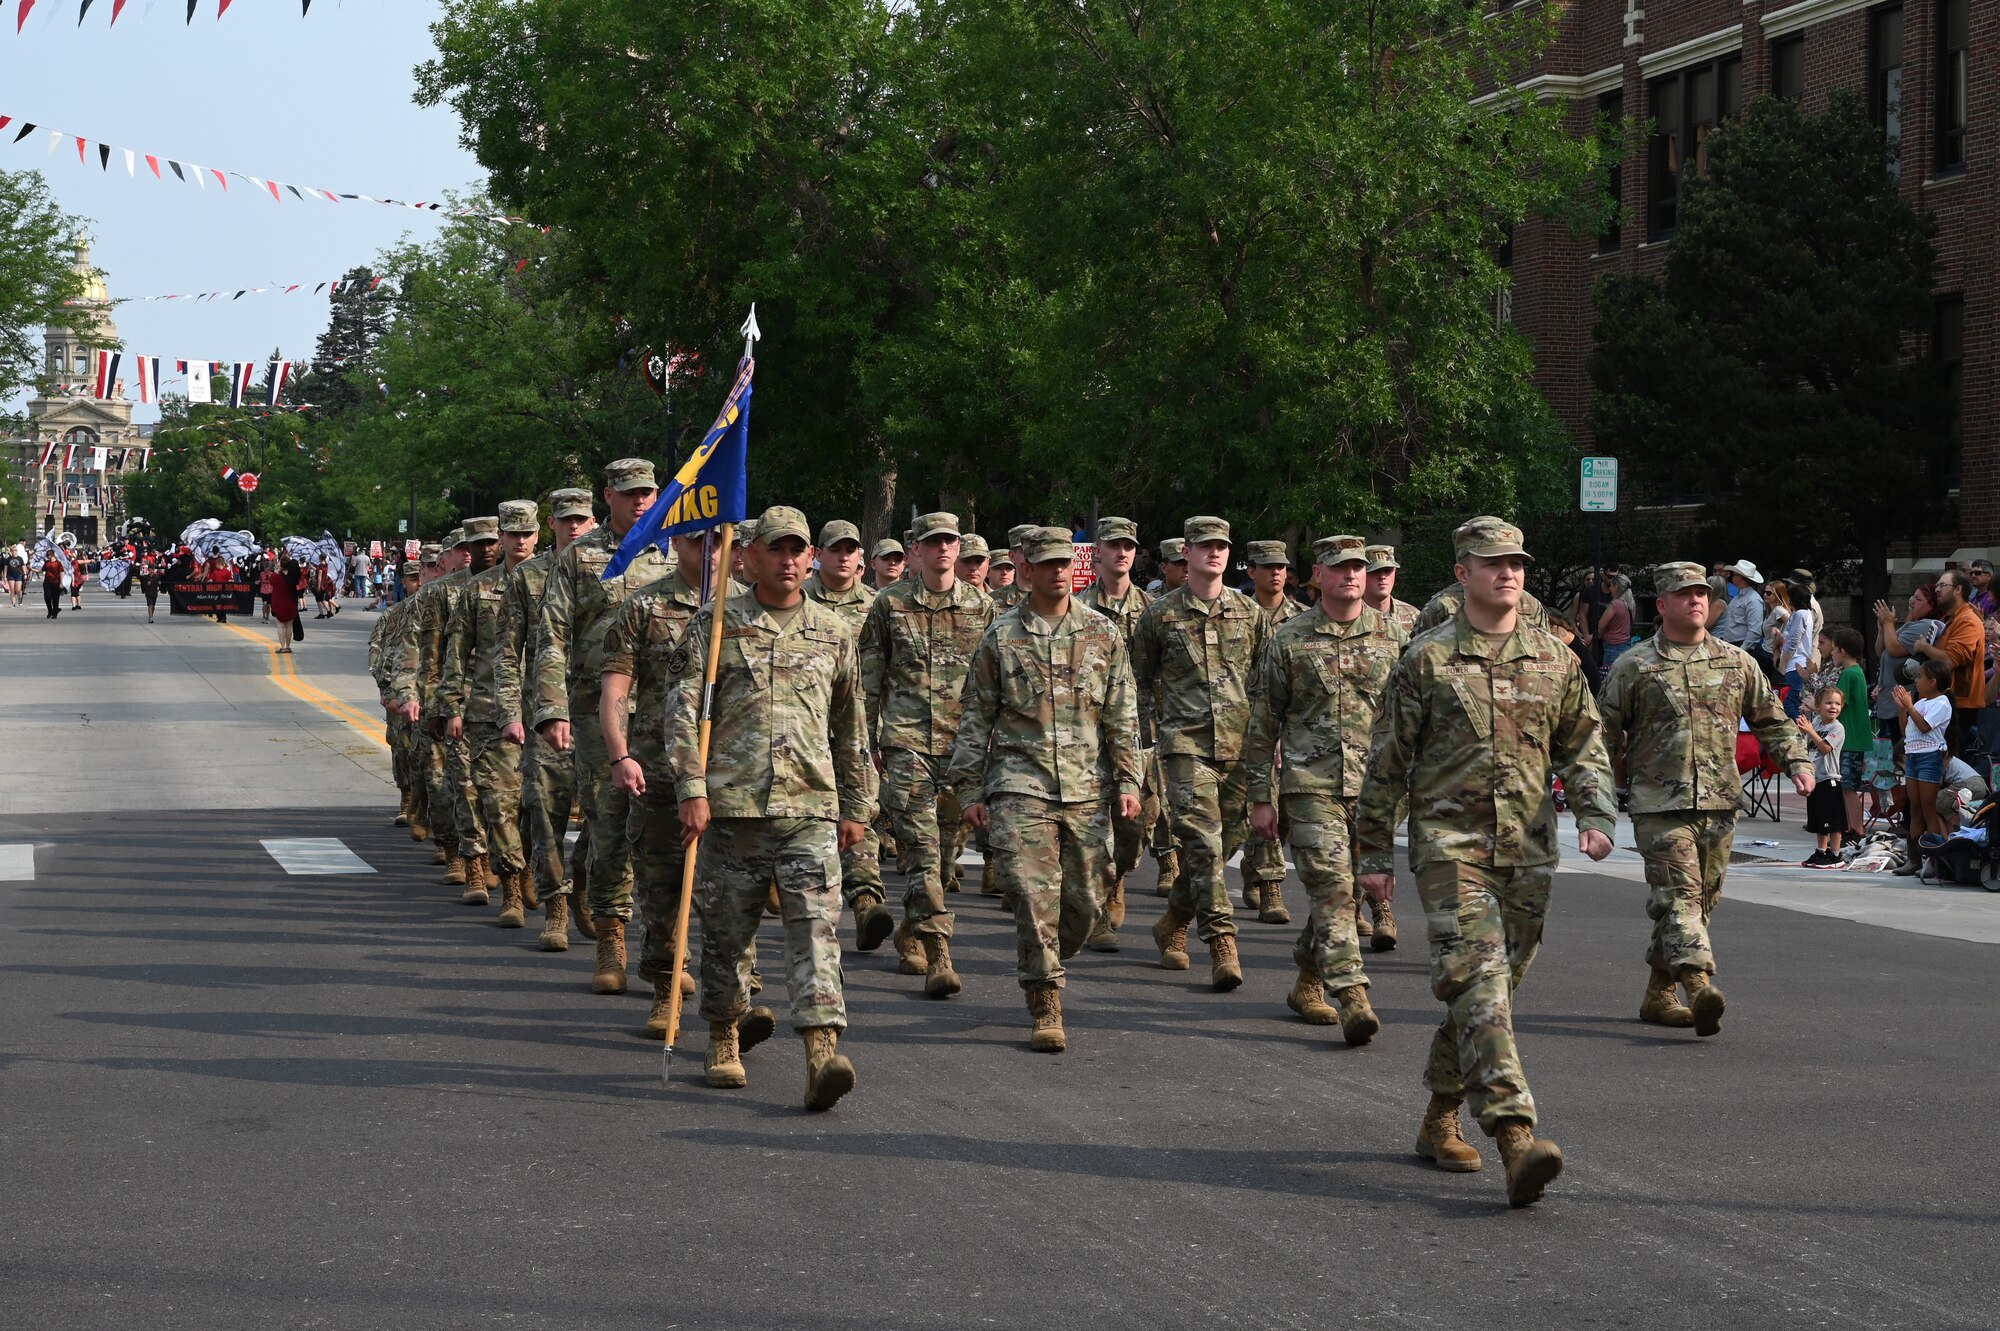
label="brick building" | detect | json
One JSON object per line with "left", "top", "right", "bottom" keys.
{"left": 1499, "top": 0, "right": 1989, "bottom": 554}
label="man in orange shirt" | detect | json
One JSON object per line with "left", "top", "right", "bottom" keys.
{"left": 1914, "top": 568, "right": 1986, "bottom": 756}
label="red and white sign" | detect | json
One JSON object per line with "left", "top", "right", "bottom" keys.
{"left": 236, "top": 472, "right": 260, "bottom": 494}
{"left": 404, "top": 539, "right": 421, "bottom": 560}
{"left": 369, "top": 540, "right": 384, "bottom": 559}
{"left": 1070, "top": 542, "right": 1095, "bottom": 592}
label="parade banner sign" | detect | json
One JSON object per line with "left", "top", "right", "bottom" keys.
{"left": 169, "top": 580, "right": 254, "bottom": 615}
{"left": 1070, "top": 543, "right": 1095, "bottom": 592}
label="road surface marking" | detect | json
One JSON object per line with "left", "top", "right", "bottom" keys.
{"left": 213, "top": 620, "right": 389, "bottom": 746}
{"left": 262, "top": 838, "right": 376, "bottom": 875}
{"left": 0, "top": 844, "right": 33, "bottom": 881}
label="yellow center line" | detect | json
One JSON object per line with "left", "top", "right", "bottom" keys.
{"left": 211, "top": 618, "right": 390, "bottom": 747}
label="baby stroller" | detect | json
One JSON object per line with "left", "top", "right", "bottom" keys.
{"left": 1917, "top": 797, "right": 2000, "bottom": 890}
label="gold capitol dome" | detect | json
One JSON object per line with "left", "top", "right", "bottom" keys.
{"left": 71, "top": 239, "right": 112, "bottom": 309}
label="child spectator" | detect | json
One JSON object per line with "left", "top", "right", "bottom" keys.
{"left": 1831, "top": 627, "right": 1870, "bottom": 840}
{"left": 1797, "top": 688, "right": 1847, "bottom": 867}
{"left": 1893, "top": 659, "right": 1954, "bottom": 876}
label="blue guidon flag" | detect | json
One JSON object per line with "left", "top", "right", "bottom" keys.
{"left": 601, "top": 357, "right": 753, "bottom": 581}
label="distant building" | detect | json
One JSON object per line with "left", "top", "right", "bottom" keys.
{"left": 4, "top": 243, "right": 154, "bottom": 546}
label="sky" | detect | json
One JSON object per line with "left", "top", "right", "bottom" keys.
{"left": 1, "top": 0, "right": 484, "bottom": 424}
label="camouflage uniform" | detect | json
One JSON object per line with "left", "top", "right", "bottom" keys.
{"left": 1355, "top": 522, "right": 1615, "bottom": 1136}
{"left": 668, "top": 540, "right": 876, "bottom": 1037}
{"left": 1130, "top": 519, "right": 1269, "bottom": 955}
{"left": 438, "top": 515, "right": 531, "bottom": 884}
{"left": 497, "top": 542, "right": 579, "bottom": 910}
{"left": 949, "top": 567, "right": 1142, "bottom": 997}
{"left": 1077, "top": 528, "right": 1157, "bottom": 895}
{"left": 407, "top": 535, "right": 477, "bottom": 863}
{"left": 1598, "top": 562, "right": 1808, "bottom": 989}
{"left": 1145, "top": 537, "right": 1189, "bottom": 891}
{"left": 1412, "top": 582, "right": 1551, "bottom": 636}
{"left": 1242, "top": 540, "right": 1305, "bottom": 913}
{"left": 858, "top": 513, "right": 996, "bottom": 943}
{"left": 529, "top": 468, "right": 673, "bottom": 926}
{"left": 986, "top": 523, "right": 1035, "bottom": 615}
{"left": 371, "top": 571, "right": 426, "bottom": 824}
{"left": 805, "top": 556, "right": 888, "bottom": 916}
{"left": 1246, "top": 555, "right": 1406, "bottom": 1005}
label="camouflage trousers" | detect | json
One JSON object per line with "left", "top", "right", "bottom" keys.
{"left": 433, "top": 730, "right": 484, "bottom": 857}
{"left": 841, "top": 814, "right": 886, "bottom": 908}
{"left": 467, "top": 720, "right": 525, "bottom": 875}
{"left": 1633, "top": 810, "right": 1734, "bottom": 977}
{"left": 881, "top": 747, "right": 957, "bottom": 938}
{"left": 1282, "top": 792, "right": 1368, "bottom": 993}
{"left": 520, "top": 730, "right": 580, "bottom": 903}
{"left": 1164, "top": 754, "right": 1251, "bottom": 941}
{"left": 1108, "top": 746, "right": 1163, "bottom": 880}
{"left": 694, "top": 816, "right": 846, "bottom": 1031}
{"left": 419, "top": 734, "right": 457, "bottom": 852}
{"left": 1241, "top": 761, "right": 1289, "bottom": 888}
{"left": 568, "top": 702, "right": 635, "bottom": 920}
{"left": 990, "top": 794, "right": 1111, "bottom": 990}
{"left": 1415, "top": 860, "right": 1554, "bottom": 1134}
{"left": 627, "top": 770, "right": 691, "bottom": 987}
{"left": 387, "top": 711, "right": 418, "bottom": 793}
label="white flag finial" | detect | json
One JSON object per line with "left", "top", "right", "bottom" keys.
{"left": 740, "top": 303, "right": 761, "bottom": 360}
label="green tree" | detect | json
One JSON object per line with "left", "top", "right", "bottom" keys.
{"left": 1591, "top": 92, "right": 1952, "bottom": 613}
{"left": 0, "top": 168, "right": 92, "bottom": 415}
{"left": 290, "top": 267, "right": 393, "bottom": 419}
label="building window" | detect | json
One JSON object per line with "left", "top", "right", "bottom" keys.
{"left": 1870, "top": 5, "right": 1903, "bottom": 173}
{"left": 1599, "top": 90, "right": 1624, "bottom": 253}
{"left": 1936, "top": 0, "right": 1967, "bottom": 174}
{"left": 1771, "top": 36, "right": 1805, "bottom": 103}
{"left": 1936, "top": 296, "right": 1964, "bottom": 486}
{"left": 1496, "top": 224, "right": 1514, "bottom": 269}
{"left": 1648, "top": 54, "right": 1742, "bottom": 240}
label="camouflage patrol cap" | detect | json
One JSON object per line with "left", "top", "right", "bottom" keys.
{"left": 1314, "top": 534, "right": 1369, "bottom": 566}
{"left": 445, "top": 526, "right": 467, "bottom": 549}
{"left": 871, "top": 538, "right": 904, "bottom": 560}
{"left": 1246, "top": 540, "right": 1289, "bottom": 566}
{"left": 462, "top": 516, "right": 500, "bottom": 544}
{"left": 603, "top": 457, "right": 657, "bottom": 492}
{"left": 1095, "top": 516, "right": 1139, "bottom": 545}
{"left": 498, "top": 500, "right": 539, "bottom": 534}
{"left": 420, "top": 542, "right": 443, "bottom": 564}
{"left": 912, "top": 512, "right": 962, "bottom": 542}
{"left": 733, "top": 519, "right": 757, "bottom": 547}
{"left": 1007, "top": 524, "right": 1039, "bottom": 550}
{"left": 1364, "top": 543, "right": 1400, "bottom": 572}
{"left": 818, "top": 519, "right": 862, "bottom": 550}
{"left": 958, "top": 533, "right": 991, "bottom": 559}
{"left": 548, "top": 487, "right": 593, "bottom": 520}
{"left": 1184, "top": 516, "right": 1230, "bottom": 545}
{"left": 1159, "top": 537, "right": 1187, "bottom": 563}
{"left": 1654, "top": 560, "right": 1709, "bottom": 595}
{"left": 753, "top": 505, "right": 811, "bottom": 545}
{"left": 400, "top": 560, "right": 421, "bottom": 577}
{"left": 1024, "top": 526, "right": 1075, "bottom": 564}
{"left": 1452, "top": 515, "right": 1532, "bottom": 562}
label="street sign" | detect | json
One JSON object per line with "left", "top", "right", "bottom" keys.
{"left": 1580, "top": 456, "right": 1618, "bottom": 512}
{"left": 237, "top": 472, "right": 260, "bottom": 494}
{"left": 397, "top": 519, "right": 408, "bottom": 533}
{"left": 1070, "top": 543, "right": 1095, "bottom": 592}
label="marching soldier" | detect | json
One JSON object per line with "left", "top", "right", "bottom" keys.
{"left": 390, "top": 544, "right": 443, "bottom": 843}
{"left": 987, "top": 542, "right": 1018, "bottom": 598}
{"left": 1597, "top": 561, "right": 1811, "bottom": 1037}
{"left": 1076, "top": 515, "right": 1153, "bottom": 950}
{"left": 1355, "top": 516, "right": 1615, "bottom": 1208}
{"left": 670, "top": 506, "right": 876, "bottom": 1109}
{"left": 1245, "top": 535, "right": 1406, "bottom": 1047}
{"left": 371, "top": 561, "right": 426, "bottom": 832}
{"left": 1132, "top": 517, "right": 1268, "bottom": 990}
{"left": 1364, "top": 544, "right": 1421, "bottom": 637}
{"left": 498, "top": 488, "right": 597, "bottom": 950}
{"left": 989, "top": 524, "right": 1036, "bottom": 613}
{"left": 439, "top": 503, "right": 540, "bottom": 922}
{"left": 1145, "top": 536, "right": 1188, "bottom": 895}
{"left": 1154, "top": 536, "right": 1187, "bottom": 595}
{"left": 1241, "top": 539, "right": 1303, "bottom": 924}
{"left": 401, "top": 529, "right": 475, "bottom": 882}
{"left": 955, "top": 533, "right": 993, "bottom": 594}
{"left": 1412, "top": 569, "right": 1551, "bottom": 635}
{"left": 811, "top": 523, "right": 898, "bottom": 943}
{"left": 858, "top": 511, "right": 997, "bottom": 994}
{"left": 950, "top": 527, "right": 1142, "bottom": 1053}
{"left": 430, "top": 524, "right": 496, "bottom": 899}
{"left": 529, "top": 460, "right": 673, "bottom": 994}
{"left": 868, "top": 538, "right": 905, "bottom": 591}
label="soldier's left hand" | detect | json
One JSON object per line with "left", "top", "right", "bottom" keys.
{"left": 1117, "top": 793, "right": 1141, "bottom": 821}
{"left": 838, "top": 819, "right": 867, "bottom": 852}
{"left": 1249, "top": 802, "right": 1279, "bottom": 841}
{"left": 1792, "top": 770, "right": 1815, "bottom": 797}
{"left": 443, "top": 716, "right": 464, "bottom": 741}
{"left": 1579, "top": 828, "right": 1613, "bottom": 860}
{"left": 962, "top": 802, "right": 989, "bottom": 831}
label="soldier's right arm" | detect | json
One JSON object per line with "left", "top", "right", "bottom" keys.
{"left": 945, "top": 631, "right": 1002, "bottom": 806}
{"left": 1129, "top": 602, "right": 1162, "bottom": 740}
{"left": 666, "top": 605, "right": 715, "bottom": 801}
{"left": 1243, "top": 634, "right": 1289, "bottom": 802}
{"left": 1596, "top": 652, "right": 1636, "bottom": 784}
{"left": 495, "top": 565, "right": 530, "bottom": 723}
{"left": 530, "top": 551, "right": 576, "bottom": 727}
{"left": 436, "top": 584, "right": 472, "bottom": 720}
{"left": 1354, "top": 654, "right": 1425, "bottom": 874}
{"left": 858, "top": 594, "right": 892, "bottom": 745}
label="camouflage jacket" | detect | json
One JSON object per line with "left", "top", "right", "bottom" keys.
{"left": 1129, "top": 585, "right": 1269, "bottom": 762}
{"left": 1355, "top": 611, "right": 1616, "bottom": 873}
{"left": 947, "top": 600, "right": 1143, "bottom": 806}
{"left": 668, "top": 592, "right": 877, "bottom": 824}
{"left": 494, "top": 550, "right": 554, "bottom": 726}
{"left": 413, "top": 570, "right": 470, "bottom": 716}
{"left": 437, "top": 563, "right": 517, "bottom": 723}
{"left": 603, "top": 571, "right": 746, "bottom": 770}
{"left": 858, "top": 578, "right": 997, "bottom": 756}
{"left": 1413, "top": 583, "right": 1550, "bottom": 637}
{"left": 529, "top": 525, "right": 672, "bottom": 725}
{"left": 1257, "top": 593, "right": 1308, "bottom": 632}
{"left": 988, "top": 582, "right": 1026, "bottom": 613}
{"left": 1245, "top": 603, "right": 1408, "bottom": 803}
{"left": 1598, "top": 632, "right": 1808, "bottom": 814}
{"left": 380, "top": 595, "right": 426, "bottom": 706}
{"left": 803, "top": 573, "right": 875, "bottom": 637}
{"left": 369, "top": 598, "right": 413, "bottom": 697}
{"left": 1079, "top": 581, "right": 1153, "bottom": 643}
{"left": 366, "top": 604, "right": 396, "bottom": 696}
{"left": 1383, "top": 597, "right": 1420, "bottom": 637}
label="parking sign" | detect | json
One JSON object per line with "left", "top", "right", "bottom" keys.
{"left": 1580, "top": 457, "right": 1618, "bottom": 513}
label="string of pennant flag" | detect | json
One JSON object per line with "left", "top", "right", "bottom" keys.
{"left": 0, "top": 111, "right": 537, "bottom": 227}
{"left": 68, "top": 274, "right": 392, "bottom": 306}
{"left": 78, "top": 349, "right": 295, "bottom": 408}
{"left": 15, "top": 1, "right": 318, "bottom": 33}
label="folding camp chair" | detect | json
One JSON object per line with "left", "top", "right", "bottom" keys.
{"left": 1737, "top": 731, "right": 1781, "bottom": 822}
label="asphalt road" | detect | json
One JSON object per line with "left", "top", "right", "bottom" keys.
{"left": 3, "top": 594, "right": 1997, "bottom": 1329}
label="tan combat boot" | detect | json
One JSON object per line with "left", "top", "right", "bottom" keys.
{"left": 766, "top": 881, "right": 782, "bottom": 917}
{"left": 409, "top": 811, "right": 429, "bottom": 842}
{"left": 494, "top": 868, "right": 526, "bottom": 927}
{"left": 519, "top": 869, "right": 539, "bottom": 912}
{"left": 591, "top": 916, "right": 627, "bottom": 994}
{"left": 1258, "top": 882, "right": 1290, "bottom": 925}
{"left": 393, "top": 792, "right": 412, "bottom": 827}
{"left": 680, "top": 971, "right": 696, "bottom": 998}
{"left": 922, "top": 935, "right": 963, "bottom": 999}
{"left": 1494, "top": 1118, "right": 1563, "bottom": 1208}
{"left": 645, "top": 981, "right": 723, "bottom": 1041}
{"left": 1332, "top": 984, "right": 1380, "bottom": 1046}
{"left": 483, "top": 857, "right": 502, "bottom": 891}
{"left": 1355, "top": 897, "right": 1373, "bottom": 939}
{"left": 980, "top": 858, "right": 1001, "bottom": 895}
{"left": 442, "top": 849, "right": 466, "bottom": 884}
{"left": 893, "top": 918, "right": 927, "bottom": 975}
{"left": 1414, "top": 1094, "right": 1483, "bottom": 1172}
{"left": 1368, "top": 896, "right": 1397, "bottom": 952}
{"left": 1680, "top": 968, "right": 1725, "bottom": 1037}
{"left": 1085, "top": 881, "right": 1122, "bottom": 953}
{"left": 573, "top": 894, "right": 597, "bottom": 941}
{"left": 431, "top": 842, "right": 449, "bottom": 866}
{"left": 1152, "top": 905, "right": 1192, "bottom": 971}
{"left": 1208, "top": 935, "right": 1243, "bottom": 992}
{"left": 537, "top": 891, "right": 570, "bottom": 952}
{"left": 1027, "top": 984, "right": 1067, "bottom": 1053}
{"left": 1286, "top": 964, "right": 1339, "bottom": 1025}
{"left": 852, "top": 896, "right": 894, "bottom": 953}
{"left": 1154, "top": 848, "right": 1179, "bottom": 897}
{"left": 705, "top": 1020, "right": 746, "bottom": 1088}
{"left": 457, "top": 855, "right": 488, "bottom": 904}
{"left": 802, "top": 1026, "right": 856, "bottom": 1110}
{"left": 1104, "top": 876, "right": 1127, "bottom": 929}
{"left": 1640, "top": 965, "right": 1694, "bottom": 1027}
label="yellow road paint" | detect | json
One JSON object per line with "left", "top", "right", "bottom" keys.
{"left": 213, "top": 619, "right": 389, "bottom": 747}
